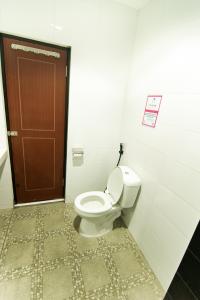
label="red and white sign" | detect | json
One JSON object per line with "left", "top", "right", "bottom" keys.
{"left": 142, "top": 95, "right": 162, "bottom": 128}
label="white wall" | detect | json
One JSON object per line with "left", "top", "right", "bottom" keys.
{"left": 0, "top": 61, "right": 13, "bottom": 208}
{"left": 121, "top": 0, "right": 200, "bottom": 291}
{"left": 0, "top": 0, "right": 137, "bottom": 203}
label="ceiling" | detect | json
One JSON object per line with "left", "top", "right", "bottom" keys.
{"left": 113, "top": 0, "right": 150, "bottom": 10}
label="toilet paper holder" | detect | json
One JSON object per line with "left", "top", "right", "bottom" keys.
{"left": 72, "top": 148, "right": 84, "bottom": 158}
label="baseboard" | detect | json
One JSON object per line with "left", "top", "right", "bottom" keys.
{"left": 14, "top": 198, "right": 65, "bottom": 207}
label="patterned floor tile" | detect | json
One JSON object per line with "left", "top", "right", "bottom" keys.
{"left": 0, "top": 210, "right": 12, "bottom": 230}
{"left": 43, "top": 210, "right": 65, "bottom": 231}
{"left": 13, "top": 205, "right": 37, "bottom": 217}
{"left": 3, "top": 242, "right": 34, "bottom": 271}
{"left": 81, "top": 257, "right": 110, "bottom": 291}
{"left": 44, "top": 236, "right": 69, "bottom": 260}
{"left": 43, "top": 267, "right": 73, "bottom": 300}
{"left": 11, "top": 218, "right": 36, "bottom": 236}
{"left": 0, "top": 202, "right": 164, "bottom": 300}
{"left": 0, "top": 276, "right": 31, "bottom": 300}
{"left": 126, "top": 283, "right": 163, "bottom": 300}
{"left": 104, "top": 228, "right": 127, "bottom": 244}
{"left": 76, "top": 235, "right": 99, "bottom": 252}
{"left": 0, "top": 210, "right": 12, "bottom": 251}
{"left": 113, "top": 249, "right": 144, "bottom": 278}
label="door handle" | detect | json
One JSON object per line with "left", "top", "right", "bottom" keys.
{"left": 7, "top": 131, "right": 18, "bottom": 136}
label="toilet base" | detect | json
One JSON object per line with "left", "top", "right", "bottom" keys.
{"left": 78, "top": 207, "right": 121, "bottom": 238}
{"left": 79, "top": 218, "right": 113, "bottom": 238}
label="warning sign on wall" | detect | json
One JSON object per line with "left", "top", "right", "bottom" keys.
{"left": 142, "top": 95, "right": 162, "bottom": 128}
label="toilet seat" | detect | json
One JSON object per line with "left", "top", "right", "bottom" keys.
{"left": 74, "top": 168, "right": 124, "bottom": 218}
{"left": 75, "top": 191, "right": 112, "bottom": 217}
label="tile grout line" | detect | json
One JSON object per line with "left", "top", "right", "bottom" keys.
{"left": 0, "top": 210, "right": 14, "bottom": 271}
{"left": 0, "top": 203, "right": 165, "bottom": 300}
{"left": 30, "top": 207, "right": 45, "bottom": 300}
{"left": 97, "top": 237, "right": 127, "bottom": 300}
{"left": 0, "top": 210, "right": 13, "bottom": 258}
{"left": 64, "top": 206, "right": 87, "bottom": 300}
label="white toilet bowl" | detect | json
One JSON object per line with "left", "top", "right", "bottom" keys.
{"left": 75, "top": 191, "right": 112, "bottom": 217}
{"left": 74, "top": 166, "right": 141, "bottom": 238}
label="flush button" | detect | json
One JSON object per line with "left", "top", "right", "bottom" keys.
{"left": 125, "top": 171, "right": 129, "bottom": 175}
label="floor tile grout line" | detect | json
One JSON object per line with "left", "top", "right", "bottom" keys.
{"left": 97, "top": 237, "right": 126, "bottom": 299}
{"left": 30, "top": 208, "right": 45, "bottom": 300}
{"left": 0, "top": 210, "right": 14, "bottom": 265}
{"left": 0, "top": 202, "right": 165, "bottom": 300}
{"left": 6, "top": 226, "right": 69, "bottom": 247}
{"left": 64, "top": 207, "right": 88, "bottom": 299}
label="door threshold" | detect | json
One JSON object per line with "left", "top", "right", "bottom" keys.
{"left": 14, "top": 198, "right": 65, "bottom": 207}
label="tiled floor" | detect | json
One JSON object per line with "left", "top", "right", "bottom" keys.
{"left": 0, "top": 202, "right": 164, "bottom": 300}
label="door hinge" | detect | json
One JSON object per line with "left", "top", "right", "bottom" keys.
{"left": 62, "top": 178, "right": 65, "bottom": 186}
{"left": 65, "top": 66, "right": 67, "bottom": 77}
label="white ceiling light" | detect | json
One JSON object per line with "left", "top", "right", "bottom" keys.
{"left": 114, "top": 0, "right": 150, "bottom": 10}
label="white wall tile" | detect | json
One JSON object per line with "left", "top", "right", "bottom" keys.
{"left": 154, "top": 185, "right": 199, "bottom": 239}
{"left": 122, "top": 0, "right": 200, "bottom": 291}
{"left": 160, "top": 158, "right": 200, "bottom": 212}
{"left": 139, "top": 226, "right": 185, "bottom": 290}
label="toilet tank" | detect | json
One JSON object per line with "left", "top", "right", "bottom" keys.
{"left": 118, "top": 166, "right": 141, "bottom": 208}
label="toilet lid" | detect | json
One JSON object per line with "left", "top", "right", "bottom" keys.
{"left": 107, "top": 167, "right": 123, "bottom": 205}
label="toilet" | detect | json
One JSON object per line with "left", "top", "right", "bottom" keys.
{"left": 74, "top": 166, "right": 141, "bottom": 237}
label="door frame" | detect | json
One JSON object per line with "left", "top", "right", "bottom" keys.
{"left": 0, "top": 33, "right": 71, "bottom": 204}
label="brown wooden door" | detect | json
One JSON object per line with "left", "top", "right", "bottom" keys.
{"left": 3, "top": 37, "right": 67, "bottom": 204}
